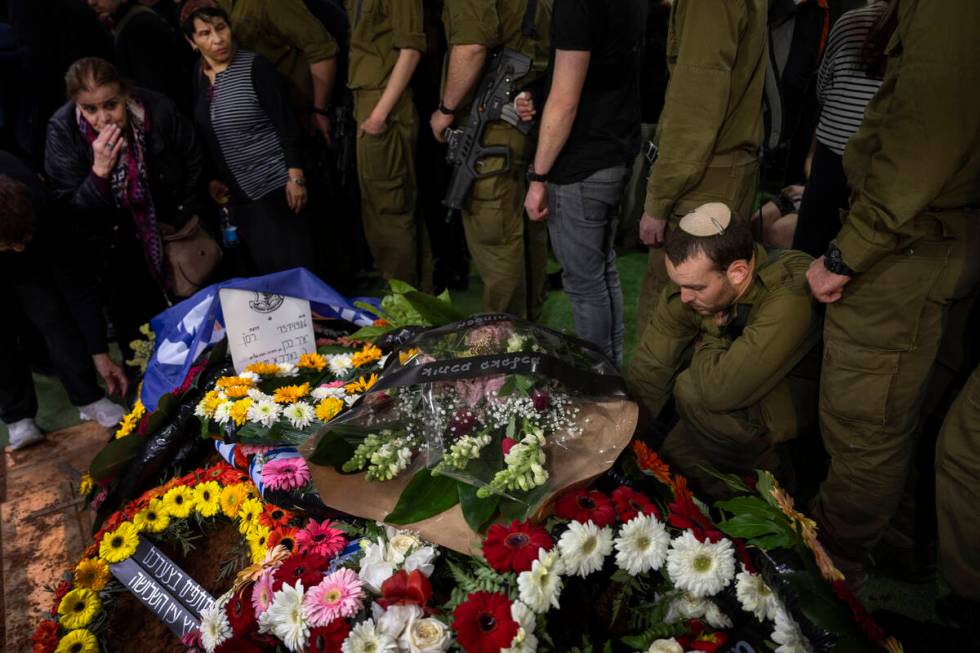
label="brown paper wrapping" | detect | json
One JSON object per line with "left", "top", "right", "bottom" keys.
{"left": 302, "top": 398, "right": 638, "bottom": 555}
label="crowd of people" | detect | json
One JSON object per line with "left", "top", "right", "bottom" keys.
{"left": 0, "top": 0, "right": 978, "bottom": 644}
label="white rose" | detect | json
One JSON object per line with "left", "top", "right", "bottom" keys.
{"left": 387, "top": 532, "right": 422, "bottom": 563}
{"left": 374, "top": 604, "right": 423, "bottom": 640}
{"left": 400, "top": 616, "right": 451, "bottom": 653}
{"left": 404, "top": 545, "right": 438, "bottom": 577}
{"left": 647, "top": 639, "right": 684, "bottom": 653}
{"left": 358, "top": 539, "right": 397, "bottom": 592}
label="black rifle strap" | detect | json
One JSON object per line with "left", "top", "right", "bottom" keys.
{"left": 521, "top": 0, "right": 540, "bottom": 39}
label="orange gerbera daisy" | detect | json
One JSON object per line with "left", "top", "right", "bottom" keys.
{"left": 272, "top": 383, "right": 311, "bottom": 404}
{"left": 351, "top": 344, "right": 383, "bottom": 368}
{"left": 245, "top": 361, "right": 281, "bottom": 376}
{"left": 631, "top": 440, "right": 674, "bottom": 487}
{"left": 344, "top": 373, "right": 378, "bottom": 395}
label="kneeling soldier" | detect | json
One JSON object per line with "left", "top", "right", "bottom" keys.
{"left": 628, "top": 202, "right": 822, "bottom": 497}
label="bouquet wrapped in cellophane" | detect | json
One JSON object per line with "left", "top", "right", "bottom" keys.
{"left": 301, "top": 315, "right": 637, "bottom": 553}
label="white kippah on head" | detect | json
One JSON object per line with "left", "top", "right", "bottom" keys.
{"left": 678, "top": 202, "right": 733, "bottom": 237}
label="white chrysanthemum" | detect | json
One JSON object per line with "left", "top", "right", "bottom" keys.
{"left": 736, "top": 566, "right": 780, "bottom": 622}
{"left": 240, "top": 370, "right": 260, "bottom": 382}
{"left": 283, "top": 402, "right": 315, "bottom": 429}
{"left": 614, "top": 514, "right": 671, "bottom": 575}
{"left": 277, "top": 362, "right": 300, "bottom": 377}
{"left": 247, "top": 387, "right": 273, "bottom": 401}
{"left": 517, "top": 548, "right": 563, "bottom": 613}
{"left": 329, "top": 354, "right": 354, "bottom": 377}
{"left": 311, "top": 385, "right": 346, "bottom": 401}
{"left": 342, "top": 618, "right": 398, "bottom": 653}
{"left": 261, "top": 580, "right": 309, "bottom": 652}
{"left": 772, "top": 606, "right": 813, "bottom": 653}
{"left": 557, "top": 520, "right": 613, "bottom": 577}
{"left": 199, "top": 601, "right": 232, "bottom": 652}
{"left": 501, "top": 600, "right": 538, "bottom": 653}
{"left": 212, "top": 400, "right": 232, "bottom": 425}
{"left": 666, "top": 531, "right": 736, "bottom": 597}
{"left": 646, "top": 639, "right": 683, "bottom": 653}
{"left": 663, "top": 591, "right": 730, "bottom": 628}
{"left": 247, "top": 398, "right": 282, "bottom": 427}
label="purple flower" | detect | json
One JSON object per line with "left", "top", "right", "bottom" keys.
{"left": 455, "top": 374, "right": 506, "bottom": 406}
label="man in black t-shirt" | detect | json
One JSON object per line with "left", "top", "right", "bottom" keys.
{"left": 522, "top": 0, "right": 647, "bottom": 365}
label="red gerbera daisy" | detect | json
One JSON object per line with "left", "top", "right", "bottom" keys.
{"left": 452, "top": 592, "right": 519, "bottom": 653}
{"left": 482, "top": 520, "right": 553, "bottom": 574}
{"left": 50, "top": 580, "right": 72, "bottom": 614}
{"left": 612, "top": 486, "right": 660, "bottom": 522}
{"left": 260, "top": 504, "right": 294, "bottom": 530}
{"left": 225, "top": 585, "right": 257, "bottom": 634}
{"left": 305, "top": 618, "right": 351, "bottom": 652}
{"left": 31, "top": 619, "right": 58, "bottom": 653}
{"left": 296, "top": 519, "right": 347, "bottom": 559}
{"left": 268, "top": 526, "right": 299, "bottom": 552}
{"left": 553, "top": 488, "right": 616, "bottom": 527}
{"left": 272, "top": 552, "right": 327, "bottom": 592}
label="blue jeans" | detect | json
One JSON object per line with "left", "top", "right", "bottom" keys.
{"left": 546, "top": 166, "right": 628, "bottom": 364}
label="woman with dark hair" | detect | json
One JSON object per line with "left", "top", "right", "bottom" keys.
{"left": 181, "top": 1, "right": 317, "bottom": 275}
{"left": 44, "top": 56, "right": 207, "bottom": 363}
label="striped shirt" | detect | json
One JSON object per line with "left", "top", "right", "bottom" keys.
{"left": 201, "top": 50, "right": 291, "bottom": 201}
{"left": 815, "top": 2, "right": 885, "bottom": 156}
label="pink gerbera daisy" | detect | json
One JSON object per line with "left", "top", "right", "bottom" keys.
{"left": 302, "top": 568, "right": 364, "bottom": 627}
{"left": 324, "top": 380, "right": 345, "bottom": 388}
{"left": 261, "top": 457, "right": 311, "bottom": 491}
{"left": 251, "top": 569, "right": 275, "bottom": 616}
{"left": 296, "top": 519, "right": 347, "bottom": 558}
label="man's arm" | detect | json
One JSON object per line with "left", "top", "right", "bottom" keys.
{"left": 686, "top": 291, "right": 820, "bottom": 412}
{"left": 442, "top": 44, "right": 488, "bottom": 111}
{"left": 643, "top": 0, "right": 744, "bottom": 222}
{"left": 531, "top": 50, "right": 590, "bottom": 176}
{"left": 627, "top": 289, "right": 701, "bottom": 420}
{"left": 832, "top": 0, "right": 980, "bottom": 273}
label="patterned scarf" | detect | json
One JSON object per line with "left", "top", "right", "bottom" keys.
{"left": 78, "top": 97, "right": 168, "bottom": 291}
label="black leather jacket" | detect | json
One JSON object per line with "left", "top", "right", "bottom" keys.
{"left": 44, "top": 87, "right": 204, "bottom": 234}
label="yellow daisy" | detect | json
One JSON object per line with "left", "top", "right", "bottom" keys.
{"left": 99, "top": 521, "right": 139, "bottom": 563}
{"left": 272, "top": 383, "right": 311, "bottom": 405}
{"left": 134, "top": 498, "right": 170, "bottom": 533}
{"left": 194, "top": 481, "right": 222, "bottom": 518}
{"left": 219, "top": 483, "right": 249, "bottom": 518}
{"left": 229, "top": 398, "right": 254, "bottom": 426}
{"left": 315, "top": 397, "right": 345, "bottom": 422}
{"left": 351, "top": 343, "right": 383, "bottom": 368}
{"left": 245, "top": 361, "right": 281, "bottom": 376}
{"left": 54, "top": 628, "right": 99, "bottom": 653}
{"left": 73, "top": 558, "right": 110, "bottom": 592}
{"left": 163, "top": 485, "right": 196, "bottom": 519}
{"left": 114, "top": 399, "right": 146, "bottom": 439}
{"left": 58, "top": 588, "right": 101, "bottom": 630}
{"left": 399, "top": 347, "right": 420, "bottom": 365}
{"left": 199, "top": 389, "right": 225, "bottom": 417}
{"left": 216, "top": 375, "right": 256, "bottom": 390}
{"left": 223, "top": 384, "right": 252, "bottom": 399}
{"left": 345, "top": 373, "right": 378, "bottom": 395}
{"left": 297, "top": 352, "right": 327, "bottom": 372}
{"left": 246, "top": 523, "right": 271, "bottom": 556}
{"left": 237, "top": 498, "right": 264, "bottom": 534}
{"left": 78, "top": 473, "right": 93, "bottom": 497}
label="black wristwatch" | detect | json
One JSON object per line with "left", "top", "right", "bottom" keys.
{"left": 437, "top": 102, "right": 455, "bottom": 116}
{"left": 823, "top": 243, "right": 856, "bottom": 276}
{"left": 526, "top": 165, "right": 548, "bottom": 183}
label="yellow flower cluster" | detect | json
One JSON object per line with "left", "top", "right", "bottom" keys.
{"left": 55, "top": 627, "right": 99, "bottom": 653}
{"left": 78, "top": 473, "right": 94, "bottom": 497}
{"left": 245, "top": 361, "right": 281, "bottom": 376}
{"left": 272, "top": 382, "right": 311, "bottom": 405}
{"left": 351, "top": 343, "right": 383, "bottom": 368}
{"left": 345, "top": 373, "right": 379, "bottom": 395}
{"left": 298, "top": 352, "right": 327, "bottom": 372}
{"left": 315, "top": 397, "right": 344, "bottom": 422}
{"left": 113, "top": 399, "right": 146, "bottom": 439}
{"left": 399, "top": 347, "right": 421, "bottom": 365}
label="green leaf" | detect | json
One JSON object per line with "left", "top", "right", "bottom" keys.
{"left": 402, "top": 290, "right": 465, "bottom": 326}
{"left": 235, "top": 421, "right": 318, "bottom": 446}
{"left": 89, "top": 435, "right": 145, "bottom": 481}
{"left": 458, "top": 483, "right": 500, "bottom": 533}
{"left": 353, "top": 300, "right": 388, "bottom": 320}
{"left": 384, "top": 469, "right": 460, "bottom": 525}
{"left": 755, "top": 469, "right": 782, "bottom": 509}
{"left": 695, "top": 464, "right": 751, "bottom": 494}
{"left": 304, "top": 425, "right": 365, "bottom": 469}
{"left": 715, "top": 495, "right": 772, "bottom": 515}
{"left": 497, "top": 376, "right": 517, "bottom": 398}
{"left": 144, "top": 392, "right": 178, "bottom": 436}
{"left": 349, "top": 325, "right": 394, "bottom": 341}
{"left": 784, "top": 568, "right": 860, "bottom": 636}
{"left": 715, "top": 496, "right": 799, "bottom": 550}
{"left": 388, "top": 279, "right": 419, "bottom": 294}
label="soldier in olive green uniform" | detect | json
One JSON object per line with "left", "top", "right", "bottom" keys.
{"left": 346, "top": 0, "right": 432, "bottom": 290}
{"left": 806, "top": 0, "right": 980, "bottom": 587}
{"left": 432, "top": 0, "right": 551, "bottom": 319}
{"left": 936, "top": 364, "right": 980, "bottom": 619}
{"left": 217, "top": 0, "right": 339, "bottom": 139}
{"left": 628, "top": 204, "right": 821, "bottom": 497}
{"left": 635, "top": 0, "right": 767, "bottom": 333}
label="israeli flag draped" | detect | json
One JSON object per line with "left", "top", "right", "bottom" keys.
{"left": 140, "top": 268, "right": 376, "bottom": 410}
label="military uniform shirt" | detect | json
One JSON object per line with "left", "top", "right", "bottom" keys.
{"left": 630, "top": 245, "right": 820, "bottom": 419}
{"left": 442, "top": 0, "right": 552, "bottom": 80}
{"left": 346, "top": 0, "right": 427, "bottom": 92}
{"left": 834, "top": 0, "right": 980, "bottom": 273}
{"left": 644, "top": 0, "right": 767, "bottom": 221}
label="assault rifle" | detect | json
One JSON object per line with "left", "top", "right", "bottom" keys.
{"left": 442, "top": 48, "right": 535, "bottom": 221}
{"left": 332, "top": 94, "right": 357, "bottom": 189}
